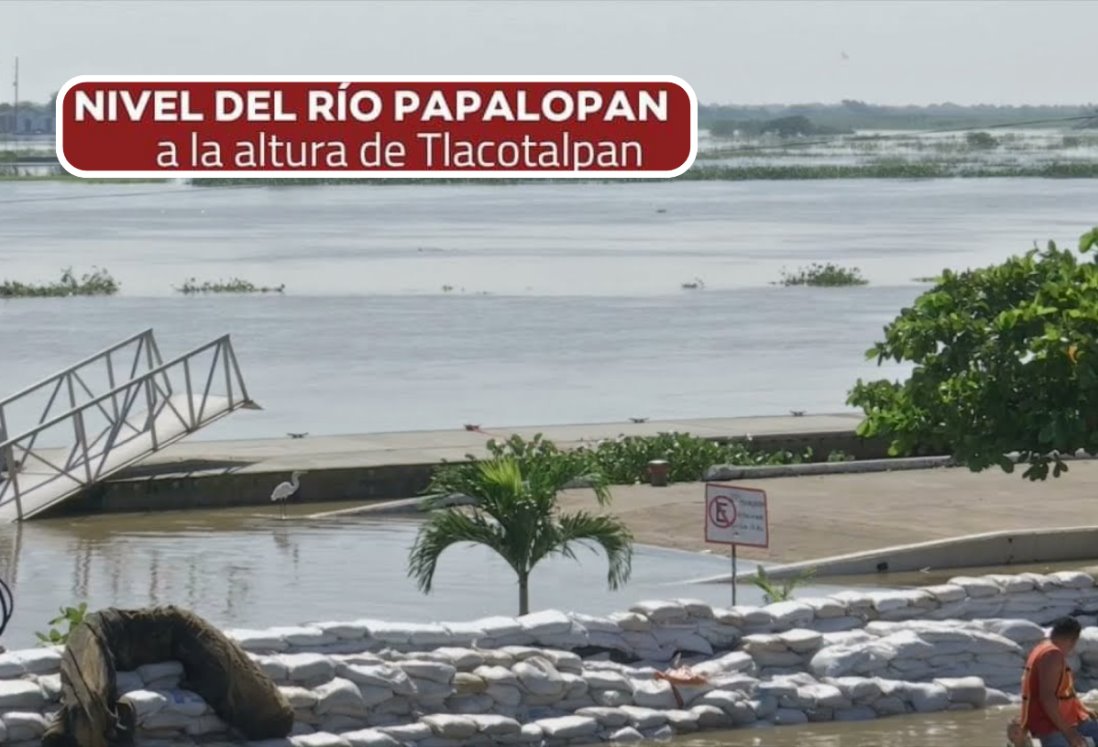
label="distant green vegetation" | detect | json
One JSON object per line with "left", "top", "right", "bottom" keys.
{"left": 186, "top": 161, "right": 1098, "bottom": 187}
{"left": 0, "top": 150, "right": 54, "bottom": 162}
{"left": 0, "top": 268, "right": 119, "bottom": 299}
{"left": 686, "top": 162, "right": 1098, "bottom": 180}
{"left": 175, "top": 277, "right": 285, "bottom": 295}
{"left": 10, "top": 157, "right": 1082, "bottom": 188}
{"left": 708, "top": 115, "right": 850, "bottom": 138}
{"left": 964, "top": 131, "right": 998, "bottom": 149}
{"left": 698, "top": 101, "right": 1096, "bottom": 132}
{"left": 778, "top": 263, "right": 868, "bottom": 287}
{"left": 0, "top": 173, "right": 158, "bottom": 183}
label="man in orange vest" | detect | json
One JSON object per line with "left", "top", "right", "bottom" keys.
{"left": 1014, "top": 617, "right": 1098, "bottom": 747}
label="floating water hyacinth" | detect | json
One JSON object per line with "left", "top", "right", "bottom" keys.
{"left": 0, "top": 268, "right": 119, "bottom": 299}
{"left": 175, "top": 277, "right": 286, "bottom": 294}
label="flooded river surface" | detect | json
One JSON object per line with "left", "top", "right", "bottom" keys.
{"left": 1, "top": 178, "right": 1096, "bottom": 438}
{"left": 677, "top": 708, "right": 1009, "bottom": 745}
{"left": 0, "top": 506, "right": 850, "bottom": 651}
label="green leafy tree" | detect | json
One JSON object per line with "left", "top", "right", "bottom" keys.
{"left": 848, "top": 228, "right": 1098, "bottom": 480}
{"left": 408, "top": 457, "right": 633, "bottom": 615}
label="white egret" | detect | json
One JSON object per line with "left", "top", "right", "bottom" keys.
{"left": 270, "top": 471, "right": 306, "bottom": 519}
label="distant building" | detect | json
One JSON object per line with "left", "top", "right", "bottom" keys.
{"left": 0, "top": 103, "right": 55, "bottom": 136}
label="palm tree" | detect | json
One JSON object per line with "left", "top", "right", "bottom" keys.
{"left": 408, "top": 457, "right": 633, "bottom": 615}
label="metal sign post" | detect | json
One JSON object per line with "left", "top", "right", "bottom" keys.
{"left": 731, "top": 544, "right": 737, "bottom": 605}
{"left": 704, "top": 483, "right": 769, "bottom": 608}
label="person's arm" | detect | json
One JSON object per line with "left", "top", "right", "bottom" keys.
{"left": 1037, "top": 652, "right": 1087, "bottom": 747}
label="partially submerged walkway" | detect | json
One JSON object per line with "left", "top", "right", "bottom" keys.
{"left": 128, "top": 413, "right": 865, "bottom": 475}
{"left": 79, "top": 413, "right": 868, "bottom": 515}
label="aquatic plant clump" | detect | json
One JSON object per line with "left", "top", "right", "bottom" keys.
{"left": 777, "top": 263, "right": 869, "bottom": 287}
{"left": 175, "top": 278, "right": 286, "bottom": 295}
{"left": 0, "top": 267, "right": 120, "bottom": 298}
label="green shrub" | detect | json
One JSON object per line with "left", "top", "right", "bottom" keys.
{"left": 578, "top": 433, "right": 729, "bottom": 484}
{"left": 483, "top": 433, "right": 591, "bottom": 480}
{"left": 439, "top": 432, "right": 828, "bottom": 488}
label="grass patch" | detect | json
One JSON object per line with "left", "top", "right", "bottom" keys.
{"left": 777, "top": 263, "right": 868, "bottom": 287}
{"left": 175, "top": 278, "right": 285, "bottom": 294}
{"left": 0, "top": 268, "right": 119, "bottom": 299}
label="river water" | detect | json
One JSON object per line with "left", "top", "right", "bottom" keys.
{"left": 0, "top": 505, "right": 847, "bottom": 651}
{"left": 681, "top": 708, "right": 1009, "bottom": 746}
{"left": 0, "top": 178, "right": 1095, "bottom": 439}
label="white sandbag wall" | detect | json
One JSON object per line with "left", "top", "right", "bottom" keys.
{"left": 0, "top": 568, "right": 1096, "bottom": 746}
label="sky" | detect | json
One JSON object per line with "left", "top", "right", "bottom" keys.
{"left": 1, "top": 0, "right": 1095, "bottom": 106}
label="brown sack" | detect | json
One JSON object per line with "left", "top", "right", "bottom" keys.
{"left": 42, "top": 605, "right": 292, "bottom": 747}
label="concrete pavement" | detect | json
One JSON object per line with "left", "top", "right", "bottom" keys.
{"left": 555, "top": 460, "right": 1098, "bottom": 564}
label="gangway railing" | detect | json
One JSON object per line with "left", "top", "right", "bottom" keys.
{"left": 0, "top": 329, "right": 166, "bottom": 447}
{"left": 0, "top": 334, "right": 258, "bottom": 521}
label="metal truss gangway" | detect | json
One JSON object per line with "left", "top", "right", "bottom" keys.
{"left": 0, "top": 330, "right": 258, "bottom": 522}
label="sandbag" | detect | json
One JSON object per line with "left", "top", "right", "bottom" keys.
{"left": 42, "top": 605, "right": 293, "bottom": 747}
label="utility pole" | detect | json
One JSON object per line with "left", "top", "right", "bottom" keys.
{"left": 11, "top": 57, "right": 18, "bottom": 138}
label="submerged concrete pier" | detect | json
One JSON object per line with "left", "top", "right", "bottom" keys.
{"left": 51, "top": 413, "right": 880, "bottom": 517}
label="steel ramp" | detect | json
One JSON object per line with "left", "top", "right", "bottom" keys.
{"left": 0, "top": 331, "right": 258, "bottom": 521}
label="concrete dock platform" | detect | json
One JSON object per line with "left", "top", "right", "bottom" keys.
{"left": 132, "top": 413, "right": 868, "bottom": 472}
{"left": 53, "top": 413, "right": 881, "bottom": 516}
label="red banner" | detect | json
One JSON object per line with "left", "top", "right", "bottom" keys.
{"left": 56, "top": 76, "right": 697, "bottom": 179}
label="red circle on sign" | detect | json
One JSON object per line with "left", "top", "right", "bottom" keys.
{"left": 708, "top": 495, "right": 737, "bottom": 528}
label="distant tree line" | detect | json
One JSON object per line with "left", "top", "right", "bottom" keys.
{"left": 708, "top": 115, "right": 850, "bottom": 138}
{"left": 3, "top": 95, "right": 1095, "bottom": 135}
{"left": 699, "top": 100, "right": 1098, "bottom": 132}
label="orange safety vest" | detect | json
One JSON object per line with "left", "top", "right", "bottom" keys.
{"left": 1021, "top": 640, "right": 1089, "bottom": 736}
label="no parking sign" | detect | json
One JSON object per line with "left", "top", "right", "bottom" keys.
{"left": 705, "top": 483, "right": 769, "bottom": 547}
{"left": 705, "top": 483, "right": 769, "bottom": 604}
